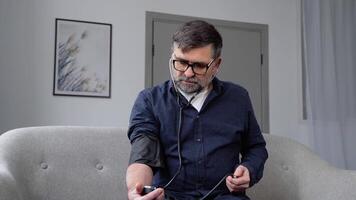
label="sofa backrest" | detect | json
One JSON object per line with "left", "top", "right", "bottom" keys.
{"left": 0, "top": 126, "right": 130, "bottom": 200}
{"left": 247, "top": 133, "right": 305, "bottom": 200}
{"left": 1, "top": 127, "right": 356, "bottom": 200}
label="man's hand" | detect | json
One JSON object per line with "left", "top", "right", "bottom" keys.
{"left": 226, "top": 165, "right": 250, "bottom": 192}
{"left": 128, "top": 183, "right": 164, "bottom": 200}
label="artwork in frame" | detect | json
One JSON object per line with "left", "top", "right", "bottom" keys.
{"left": 53, "top": 18, "right": 112, "bottom": 98}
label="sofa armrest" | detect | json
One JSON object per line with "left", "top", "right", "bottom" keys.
{"left": 303, "top": 166, "right": 356, "bottom": 200}
{"left": 0, "top": 165, "right": 21, "bottom": 200}
{"left": 248, "top": 134, "right": 356, "bottom": 200}
{"left": 332, "top": 168, "right": 356, "bottom": 190}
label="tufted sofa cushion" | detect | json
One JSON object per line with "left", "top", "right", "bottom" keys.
{"left": 0, "top": 126, "right": 130, "bottom": 200}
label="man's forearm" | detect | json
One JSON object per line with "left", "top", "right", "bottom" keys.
{"left": 126, "top": 163, "right": 154, "bottom": 190}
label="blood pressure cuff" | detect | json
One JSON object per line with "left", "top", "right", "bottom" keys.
{"left": 129, "top": 133, "right": 165, "bottom": 171}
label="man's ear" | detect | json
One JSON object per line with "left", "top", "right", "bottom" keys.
{"left": 213, "top": 58, "right": 222, "bottom": 74}
{"left": 216, "top": 57, "right": 222, "bottom": 66}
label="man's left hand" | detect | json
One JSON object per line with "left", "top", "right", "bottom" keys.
{"left": 226, "top": 165, "right": 250, "bottom": 192}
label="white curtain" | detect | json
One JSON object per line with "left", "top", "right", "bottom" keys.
{"left": 302, "top": 0, "right": 356, "bottom": 169}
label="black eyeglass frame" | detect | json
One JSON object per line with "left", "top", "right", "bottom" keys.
{"left": 171, "top": 57, "right": 217, "bottom": 75}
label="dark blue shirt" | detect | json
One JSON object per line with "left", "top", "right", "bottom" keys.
{"left": 128, "top": 78, "right": 268, "bottom": 199}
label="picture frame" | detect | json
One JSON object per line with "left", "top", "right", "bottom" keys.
{"left": 53, "top": 18, "right": 112, "bottom": 98}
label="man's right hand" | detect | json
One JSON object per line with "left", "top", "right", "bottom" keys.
{"left": 128, "top": 183, "right": 165, "bottom": 200}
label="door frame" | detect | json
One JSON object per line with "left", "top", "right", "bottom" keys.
{"left": 145, "top": 11, "right": 269, "bottom": 133}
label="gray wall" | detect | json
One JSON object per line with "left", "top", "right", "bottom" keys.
{"left": 0, "top": 0, "right": 309, "bottom": 145}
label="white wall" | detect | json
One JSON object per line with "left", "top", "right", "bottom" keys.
{"left": 0, "top": 0, "right": 309, "bottom": 145}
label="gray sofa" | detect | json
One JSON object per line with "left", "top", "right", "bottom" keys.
{"left": 0, "top": 126, "right": 355, "bottom": 200}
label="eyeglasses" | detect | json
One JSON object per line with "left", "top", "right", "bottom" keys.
{"left": 172, "top": 57, "right": 217, "bottom": 75}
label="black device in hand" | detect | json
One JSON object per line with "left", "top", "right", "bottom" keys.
{"left": 141, "top": 185, "right": 157, "bottom": 195}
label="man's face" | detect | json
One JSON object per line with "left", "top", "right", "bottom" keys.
{"left": 171, "top": 44, "right": 220, "bottom": 94}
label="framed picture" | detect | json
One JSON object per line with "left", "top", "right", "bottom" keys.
{"left": 53, "top": 18, "right": 112, "bottom": 98}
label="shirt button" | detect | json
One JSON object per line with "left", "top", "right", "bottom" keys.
{"left": 196, "top": 115, "right": 200, "bottom": 119}
{"left": 198, "top": 160, "right": 203, "bottom": 164}
{"left": 196, "top": 138, "right": 201, "bottom": 142}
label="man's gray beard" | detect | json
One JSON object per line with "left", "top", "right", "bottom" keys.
{"left": 175, "top": 80, "right": 202, "bottom": 94}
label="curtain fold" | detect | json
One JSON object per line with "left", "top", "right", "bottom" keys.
{"left": 302, "top": 0, "right": 356, "bottom": 169}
